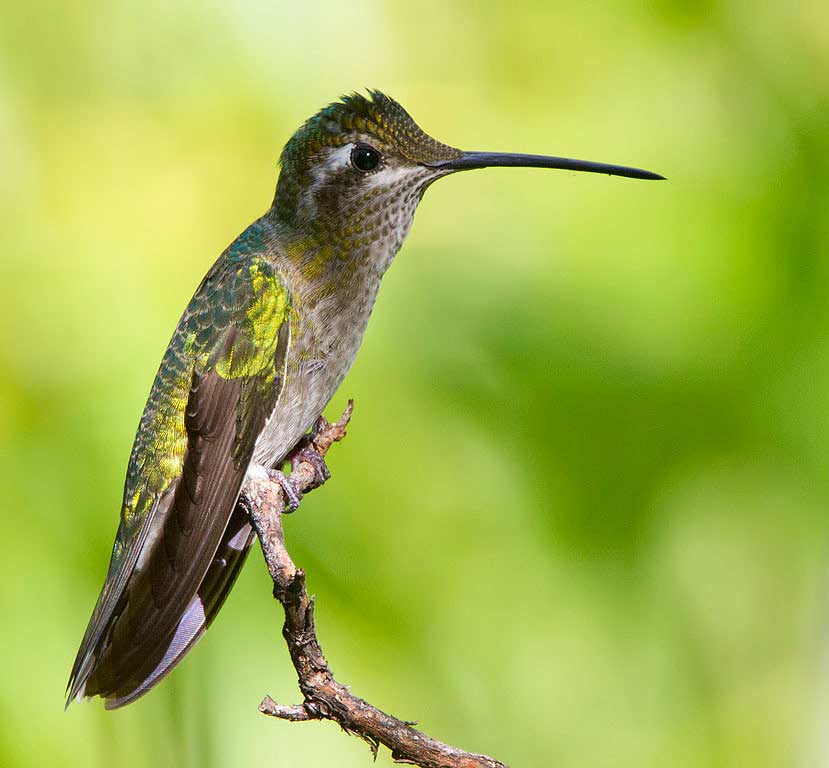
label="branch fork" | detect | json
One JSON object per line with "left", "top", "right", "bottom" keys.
{"left": 240, "top": 400, "right": 507, "bottom": 768}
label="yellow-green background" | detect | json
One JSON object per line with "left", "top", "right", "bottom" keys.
{"left": 1, "top": 2, "right": 827, "bottom": 766}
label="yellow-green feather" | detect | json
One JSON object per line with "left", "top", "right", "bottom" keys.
{"left": 113, "top": 244, "right": 288, "bottom": 565}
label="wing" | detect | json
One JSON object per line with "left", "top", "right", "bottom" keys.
{"left": 67, "top": 252, "right": 291, "bottom": 707}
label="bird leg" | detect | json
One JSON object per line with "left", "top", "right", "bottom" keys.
{"left": 268, "top": 408, "right": 348, "bottom": 512}
{"left": 265, "top": 468, "right": 304, "bottom": 513}
{"left": 290, "top": 443, "right": 331, "bottom": 489}
{"left": 292, "top": 413, "right": 336, "bottom": 488}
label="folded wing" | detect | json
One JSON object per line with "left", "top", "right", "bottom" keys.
{"left": 67, "top": 253, "right": 291, "bottom": 708}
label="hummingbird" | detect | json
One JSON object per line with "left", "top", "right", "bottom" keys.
{"left": 67, "top": 90, "right": 663, "bottom": 709}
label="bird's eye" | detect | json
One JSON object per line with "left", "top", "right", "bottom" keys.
{"left": 351, "top": 144, "right": 381, "bottom": 173}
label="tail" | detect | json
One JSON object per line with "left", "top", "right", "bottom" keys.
{"left": 66, "top": 502, "right": 254, "bottom": 709}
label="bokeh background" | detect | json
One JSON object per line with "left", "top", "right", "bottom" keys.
{"left": 1, "top": 1, "right": 828, "bottom": 766}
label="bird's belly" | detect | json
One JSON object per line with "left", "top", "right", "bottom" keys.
{"left": 251, "top": 362, "right": 343, "bottom": 467}
{"left": 251, "top": 295, "right": 375, "bottom": 468}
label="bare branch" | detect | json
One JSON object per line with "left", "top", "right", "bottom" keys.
{"left": 241, "top": 400, "right": 508, "bottom": 768}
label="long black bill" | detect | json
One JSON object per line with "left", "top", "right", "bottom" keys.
{"left": 426, "top": 151, "right": 665, "bottom": 181}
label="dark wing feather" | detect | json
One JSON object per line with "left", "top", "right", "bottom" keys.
{"left": 102, "top": 504, "right": 256, "bottom": 708}
{"left": 86, "top": 366, "right": 246, "bottom": 699}
{"left": 67, "top": 251, "right": 290, "bottom": 707}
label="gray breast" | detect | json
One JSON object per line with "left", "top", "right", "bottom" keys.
{"left": 252, "top": 265, "right": 382, "bottom": 468}
{"left": 251, "top": 180, "right": 423, "bottom": 468}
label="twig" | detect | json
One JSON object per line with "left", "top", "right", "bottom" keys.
{"left": 241, "top": 400, "right": 508, "bottom": 768}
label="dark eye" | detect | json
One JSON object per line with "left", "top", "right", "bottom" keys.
{"left": 351, "top": 143, "right": 381, "bottom": 172}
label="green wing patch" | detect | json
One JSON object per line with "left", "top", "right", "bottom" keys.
{"left": 121, "top": 255, "right": 289, "bottom": 534}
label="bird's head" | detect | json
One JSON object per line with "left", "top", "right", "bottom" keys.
{"left": 271, "top": 91, "right": 662, "bottom": 272}
{"left": 272, "top": 91, "right": 458, "bottom": 237}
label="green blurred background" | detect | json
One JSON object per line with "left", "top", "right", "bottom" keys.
{"left": 1, "top": 1, "right": 828, "bottom": 766}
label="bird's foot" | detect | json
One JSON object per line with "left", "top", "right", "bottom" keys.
{"left": 291, "top": 443, "right": 331, "bottom": 491}
{"left": 267, "top": 422, "right": 334, "bottom": 512}
{"left": 266, "top": 468, "right": 303, "bottom": 513}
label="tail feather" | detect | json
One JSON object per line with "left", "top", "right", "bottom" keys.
{"left": 67, "top": 502, "right": 255, "bottom": 708}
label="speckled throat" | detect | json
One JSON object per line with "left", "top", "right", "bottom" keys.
{"left": 252, "top": 159, "right": 433, "bottom": 467}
